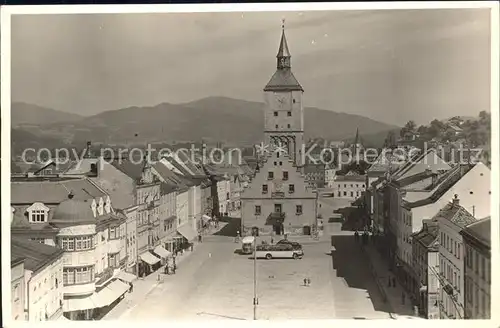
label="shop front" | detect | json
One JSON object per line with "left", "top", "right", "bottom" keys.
{"left": 138, "top": 252, "right": 161, "bottom": 277}
{"left": 153, "top": 245, "right": 172, "bottom": 265}
{"left": 63, "top": 279, "right": 130, "bottom": 320}
{"left": 175, "top": 223, "right": 197, "bottom": 251}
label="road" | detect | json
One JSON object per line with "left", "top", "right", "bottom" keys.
{"left": 109, "top": 222, "right": 392, "bottom": 320}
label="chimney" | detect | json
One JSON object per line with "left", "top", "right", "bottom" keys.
{"left": 85, "top": 141, "right": 92, "bottom": 158}
{"left": 431, "top": 173, "right": 438, "bottom": 187}
{"left": 452, "top": 194, "right": 459, "bottom": 207}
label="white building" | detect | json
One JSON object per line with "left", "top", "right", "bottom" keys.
{"left": 11, "top": 238, "right": 65, "bottom": 321}
{"left": 11, "top": 258, "right": 26, "bottom": 321}
{"left": 435, "top": 197, "right": 477, "bottom": 319}
{"left": 324, "top": 164, "right": 337, "bottom": 188}
{"left": 332, "top": 174, "right": 366, "bottom": 200}
{"left": 397, "top": 162, "right": 490, "bottom": 294}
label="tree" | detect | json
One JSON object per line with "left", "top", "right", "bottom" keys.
{"left": 428, "top": 119, "right": 445, "bottom": 138}
{"left": 404, "top": 120, "right": 417, "bottom": 132}
{"left": 384, "top": 131, "right": 397, "bottom": 148}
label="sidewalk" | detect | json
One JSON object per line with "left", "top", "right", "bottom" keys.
{"left": 103, "top": 242, "right": 200, "bottom": 320}
{"left": 361, "top": 244, "right": 418, "bottom": 319}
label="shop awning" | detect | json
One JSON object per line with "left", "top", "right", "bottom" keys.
{"left": 95, "top": 279, "right": 130, "bottom": 308}
{"left": 140, "top": 252, "right": 161, "bottom": 266}
{"left": 202, "top": 214, "right": 211, "bottom": 223}
{"left": 63, "top": 295, "right": 100, "bottom": 312}
{"left": 115, "top": 271, "right": 137, "bottom": 283}
{"left": 177, "top": 223, "right": 197, "bottom": 241}
{"left": 154, "top": 245, "right": 172, "bottom": 259}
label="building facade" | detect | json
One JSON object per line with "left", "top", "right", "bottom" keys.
{"left": 435, "top": 197, "right": 477, "bottom": 319}
{"left": 411, "top": 220, "right": 440, "bottom": 319}
{"left": 241, "top": 23, "right": 317, "bottom": 236}
{"left": 332, "top": 174, "right": 366, "bottom": 199}
{"left": 12, "top": 238, "right": 64, "bottom": 321}
{"left": 11, "top": 258, "right": 26, "bottom": 321}
{"left": 461, "top": 217, "right": 491, "bottom": 319}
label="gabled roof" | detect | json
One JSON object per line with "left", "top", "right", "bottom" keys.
{"left": 11, "top": 178, "right": 107, "bottom": 204}
{"left": 434, "top": 201, "right": 476, "bottom": 228}
{"left": 264, "top": 69, "right": 303, "bottom": 92}
{"left": 392, "top": 148, "right": 450, "bottom": 181}
{"left": 152, "top": 162, "right": 192, "bottom": 191}
{"left": 367, "top": 151, "right": 404, "bottom": 173}
{"left": 160, "top": 182, "right": 178, "bottom": 195}
{"left": 11, "top": 237, "right": 63, "bottom": 273}
{"left": 413, "top": 223, "right": 439, "bottom": 251}
{"left": 461, "top": 217, "right": 490, "bottom": 248}
{"left": 110, "top": 159, "right": 144, "bottom": 181}
{"left": 393, "top": 170, "right": 435, "bottom": 188}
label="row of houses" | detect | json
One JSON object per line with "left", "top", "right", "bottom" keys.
{"left": 10, "top": 144, "right": 252, "bottom": 321}
{"left": 363, "top": 147, "right": 491, "bottom": 319}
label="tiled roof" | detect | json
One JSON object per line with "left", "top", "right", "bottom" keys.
{"left": 335, "top": 175, "right": 366, "bottom": 182}
{"left": 434, "top": 202, "right": 476, "bottom": 228}
{"left": 152, "top": 162, "right": 191, "bottom": 191}
{"left": 407, "top": 165, "right": 463, "bottom": 208}
{"left": 264, "top": 69, "right": 303, "bottom": 92}
{"left": 461, "top": 217, "right": 490, "bottom": 247}
{"left": 90, "top": 164, "right": 135, "bottom": 210}
{"left": 11, "top": 178, "right": 107, "bottom": 204}
{"left": 413, "top": 221, "right": 439, "bottom": 250}
{"left": 110, "top": 159, "right": 144, "bottom": 181}
{"left": 160, "top": 182, "right": 178, "bottom": 195}
{"left": 11, "top": 237, "right": 63, "bottom": 273}
{"left": 367, "top": 151, "right": 404, "bottom": 173}
{"left": 393, "top": 170, "right": 434, "bottom": 188}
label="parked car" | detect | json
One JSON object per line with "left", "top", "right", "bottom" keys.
{"left": 276, "top": 240, "right": 302, "bottom": 250}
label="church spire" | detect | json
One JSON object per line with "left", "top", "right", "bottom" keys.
{"left": 277, "top": 19, "right": 291, "bottom": 69}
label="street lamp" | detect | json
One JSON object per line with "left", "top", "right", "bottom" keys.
{"left": 253, "top": 234, "right": 258, "bottom": 320}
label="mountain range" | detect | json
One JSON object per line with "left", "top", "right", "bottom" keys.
{"left": 11, "top": 97, "right": 398, "bottom": 153}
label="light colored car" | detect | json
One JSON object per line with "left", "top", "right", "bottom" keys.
{"left": 254, "top": 244, "right": 304, "bottom": 260}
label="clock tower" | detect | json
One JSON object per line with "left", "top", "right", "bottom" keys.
{"left": 263, "top": 20, "right": 305, "bottom": 168}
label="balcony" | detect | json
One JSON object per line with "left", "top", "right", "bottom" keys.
{"left": 266, "top": 212, "right": 286, "bottom": 225}
{"left": 271, "top": 192, "right": 285, "bottom": 198}
{"left": 63, "top": 282, "right": 95, "bottom": 297}
{"left": 63, "top": 250, "right": 95, "bottom": 267}
{"left": 107, "top": 239, "right": 121, "bottom": 254}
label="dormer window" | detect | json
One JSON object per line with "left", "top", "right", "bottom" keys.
{"left": 26, "top": 202, "right": 50, "bottom": 223}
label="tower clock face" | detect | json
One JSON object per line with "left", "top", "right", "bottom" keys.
{"left": 275, "top": 94, "right": 287, "bottom": 108}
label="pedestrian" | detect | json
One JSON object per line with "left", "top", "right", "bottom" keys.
{"left": 198, "top": 234, "right": 202, "bottom": 243}
{"left": 172, "top": 265, "right": 176, "bottom": 274}
{"left": 190, "top": 243, "right": 194, "bottom": 252}
{"left": 307, "top": 278, "right": 311, "bottom": 286}
{"left": 129, "top": 282, "right": 133, "bottom": 293}
{"left": 303, "top": 278, "right": 307, "bottom": 286}
{"left": 271, "top": 237, "right": 274, "bottom": 244}
{"left": 165, "top": 265, "right": 170, "bottom": 275}
{"left": 209, "top": 252, "right": 212, "bottom": 258}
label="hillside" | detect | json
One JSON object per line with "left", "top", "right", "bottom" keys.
{"left": 11, "top": 102, "right": 84, "bottom": 126}
{"left": 11, "top": 97, "right": 398, "bottom": 152}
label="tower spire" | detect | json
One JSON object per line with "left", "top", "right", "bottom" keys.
{"left": 277, "top": 19, "right": 291, "bottom": 69}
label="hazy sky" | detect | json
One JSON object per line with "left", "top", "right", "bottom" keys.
{"left": 11, "top": 9, "right": 491, "bottom": 125}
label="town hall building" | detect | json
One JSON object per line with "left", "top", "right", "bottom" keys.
{"left": 241, "top": 22, "right": 317, "bottom": 236}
